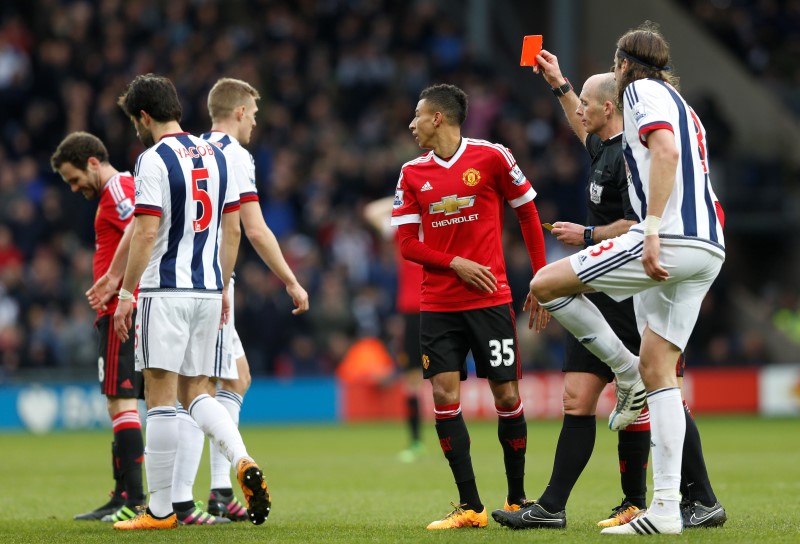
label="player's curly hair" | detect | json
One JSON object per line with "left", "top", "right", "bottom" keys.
{"left": 50, "top": 132, "right": 109, "bottom": 172}
{"left": 117, "top": 73, "right": 182, "bottom": 123}
{"left": 613, "top": 21, "right": 680, "bottom": 107}
{"left": 419, "top": 84, "right": 468, "bottom": 126}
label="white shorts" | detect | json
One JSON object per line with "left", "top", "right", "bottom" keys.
{"left": 569, "top": 231, "right": 724, "bottom": 350}
{"left": 134, "top": 295, "right": 223, "bottom": 376}
{"left": 213, "top": 282, "right": 244, "bottom": 380}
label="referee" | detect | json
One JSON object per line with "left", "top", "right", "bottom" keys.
{"left": 494, "top": 57, "right": 646, "bottom": 529}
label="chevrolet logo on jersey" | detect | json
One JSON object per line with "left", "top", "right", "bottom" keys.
{"left": 429, "top": 195, "right": 476, "bottom": 215}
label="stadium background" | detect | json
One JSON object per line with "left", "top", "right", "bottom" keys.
{"left": 1, "top": 0, "right": 799, "bottom": 429}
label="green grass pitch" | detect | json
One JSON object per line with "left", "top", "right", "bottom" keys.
{"left": 1, "top": 415, "right": 798, "bottom": 543}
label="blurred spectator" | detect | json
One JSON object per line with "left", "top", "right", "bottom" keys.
{"left": 0, "top": 225, "right": 23, "bottom": 272}
{"left": 678, "top": 0, "right": 800, "bottom": 115}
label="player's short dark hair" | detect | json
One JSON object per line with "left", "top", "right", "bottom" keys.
{"left": 419, "top": 84, "right": 468, "bottom": 126}
{"left": 50, "top": 131, "right": 109, "bottom": 172}
{"left": 117, "top": 73, "right": 182, "bottom": 122}
{"left": 614, "top": 21, "right": 679, "bottom": 106}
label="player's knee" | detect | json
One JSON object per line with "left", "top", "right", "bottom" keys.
{"left": 639, "top": 363, "right": 678, "bottom": 390}
{"left": 561, "top": 392, "right": 595, "bottom": 416}
{"left": 106, "top": 396, "right": 137, "bottom": 418}
{"left": 530, "top": 272, "right": 554, "bottom": 304}
{"left": 431, "top": 385, "right": 458, "bottom": 406}
{"left": 493, "top": 390, "right": 521, "bottom": 410}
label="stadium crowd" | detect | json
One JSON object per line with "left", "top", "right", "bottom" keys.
{"left": 677, "top": 0, "right": 800, "bottom": 115}
{"left": 0, "top": 0, "right": 789, "bottom": 381}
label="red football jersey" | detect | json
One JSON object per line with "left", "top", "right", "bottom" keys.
{"left": 93, "top": 172, "right": 136, "bottom": 317}
{"left": 391, "top": 138, "right": 536, "bottom": 312}
{"left": 394, "top": 231, "right": 422, "bottom": 314}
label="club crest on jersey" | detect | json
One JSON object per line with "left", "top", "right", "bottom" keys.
{"left": 589, "top": 180, "right": 603, "bottom": 204}
{"left": 429, "top": 194, "right": 476, "bottom": 215}
{"left": 422, "top": 354, "right": 430, "bottom": 370}
{"left": 462, "top": 168, "right": 481, "bottom": 187}
{"left": 393, "top": 189, "right": 404, "bottom": 208}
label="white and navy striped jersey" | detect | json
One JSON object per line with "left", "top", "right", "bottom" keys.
{"left": 133, "top": 132, "right": 241, "bottom": 295}
{"left": 200, "top": 131, "right": 259, "bottom": 204}
{"left": 621, "top": 78, "right": 724, "bottom": 257}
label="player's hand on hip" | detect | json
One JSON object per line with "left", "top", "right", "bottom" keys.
{"left": 287, "top": 282, "right": 310, "bottom": 315}
{"left": 642, "top": 236, "right": 669, "bottom": 281}
{"left": 113, "top": 299, "right": 133, "bottom": 342}
{"left": 450, "top": 256, "right": 497, "bottom": 293}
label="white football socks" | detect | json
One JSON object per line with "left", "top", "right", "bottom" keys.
{"left": 189, "top": 393, "right": 249, "bottom": 469}
{"left": 209, "top": 390, "right": 243, "bottom": 489}
{"left": 541, "top": 294, "right": 640, "bottom": 384}
{"left": 171, "top": 403, "right": 205, "bottom": 504}
{"left": 145, "top": 406, "right": 178, "bottom": 517}
{"left": 647, "top": 387, "right": 685, "bottom": 517}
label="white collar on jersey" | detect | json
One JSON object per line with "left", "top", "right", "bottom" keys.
{"left": 102, "top": 171, "right": 132, "bottom": 194}
{"left": 432, "top": 137, "right": 467, "bottom": 168}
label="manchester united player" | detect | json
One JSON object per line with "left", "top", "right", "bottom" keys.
{"left": 391, "top": 83, "right": 549, "bottom": 529}
{"left": 364, "top": 196, "right": 425, "bottom": 462}
{"left": 51, "top": 132, "right": 145, "bottom": 522}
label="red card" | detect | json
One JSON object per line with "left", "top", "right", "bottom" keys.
{"left": 520, "top": 35, "right": 543, "bottom": 66}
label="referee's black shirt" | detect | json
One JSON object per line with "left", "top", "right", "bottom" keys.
{"left": 584, "top": 132, "right": 638, "bottom": 226}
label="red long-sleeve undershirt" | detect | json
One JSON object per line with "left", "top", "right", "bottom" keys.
{"left": 396, "top": 199, "right": 547, "bottom": 274}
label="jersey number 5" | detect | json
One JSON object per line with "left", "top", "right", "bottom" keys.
{"left": 489, "top": 338, "right": 515, "bottom": 367}
{"left": 192, "top": 168, "right": 212, "bottom": 232}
